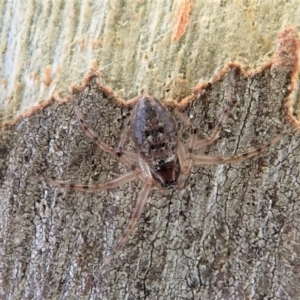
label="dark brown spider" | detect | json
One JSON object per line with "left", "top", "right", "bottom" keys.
{"left": 43, "top": 67, "right": 283, "bottom": 275}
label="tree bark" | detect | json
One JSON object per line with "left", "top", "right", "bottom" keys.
{"left": 0, "top": 1, "right": 300, "bottom": 299}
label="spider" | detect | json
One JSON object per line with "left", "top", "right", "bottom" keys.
{"left": 43, "top": 67, "right": 283, "bottom": 275}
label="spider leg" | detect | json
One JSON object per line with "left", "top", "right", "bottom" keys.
{"left": 41, "top": 170, "right": 139, "bottom": 192}
{"left": 179, "top": 127, "right": 198, "bottom": 174}
{"left": 194, "top": 69, "right": 237, "bottom": 150}
{"left": 176, "top": 70, "right": 238, "bottom": 188}
{"left": 99, "top": 182, "right": 152, "bottom": 274}
{"left": 120, "top": 150, "right": 139, "bottom": 164}
{"left": 72, "top": 98, "right": 134, "bottom": 169}
{"left": 115, "top": 107, "right": 136, "bottom": 155}
{"left": 41, "top": 154, "right": 153, "bottom": 192}
{"left": 192, "top": 134, "right": 282, "bottom": 165}
{"left": 177, "top": 141, "right": 189, "bottom": 189}
{"left": 177, "top": 136, "right": 199, "bottom": 189}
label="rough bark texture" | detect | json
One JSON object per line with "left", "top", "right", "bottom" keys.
{"left": 1, "top": 1, "right": 300, "bottom": 300}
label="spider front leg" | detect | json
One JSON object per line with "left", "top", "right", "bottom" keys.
{"left": 43, "top": 169, "right": 153, "bottom": 274}
{"left": 42, "top": 170, "right": 139, "bottom": 191}
{"left": 44, "top": 156, "right": 154, "bottom": 275}
{"left": 177, "top": 132, "right": 283, "bottom": 189}
{"left": 99, "top": 182, "right": 152, "bottom": 274}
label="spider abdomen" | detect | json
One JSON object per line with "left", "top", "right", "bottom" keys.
{"left": 133, "top": 96, "right": 178, "bottom": 163}
{"left": 133, "top": 96, "right": 180, "bottom": 187}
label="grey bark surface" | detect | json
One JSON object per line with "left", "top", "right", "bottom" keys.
{"left": 1, "top": 1, "right": 300, "bottom": 300}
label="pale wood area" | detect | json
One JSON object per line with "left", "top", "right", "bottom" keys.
{"left": 1, "top": 0, "right": 300, "bottom": 123}
{"left": 0, "top": 1, "right": 300, "bottom": 299}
